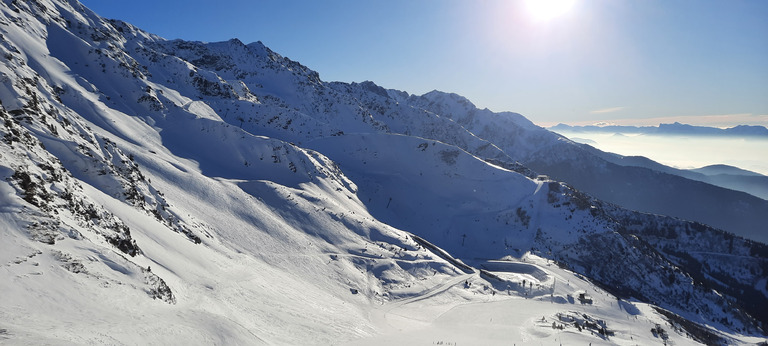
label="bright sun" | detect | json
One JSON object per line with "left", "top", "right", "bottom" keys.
{"left": 525, "top": 0, "right": 576, "bottom": 21}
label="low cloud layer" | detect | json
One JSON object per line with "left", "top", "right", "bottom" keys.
{"left": 557, "top": 131, "right": 768, "bottom": 175}
{"left": 537, "top": 113, "right": 768, "bottom": 128}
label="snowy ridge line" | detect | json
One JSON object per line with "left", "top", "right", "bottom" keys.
{"left": 409, "top": 234, "right": 475, "bottom": 274}
{"left": 478, "top": 269, "right": 504, "bottom": 283}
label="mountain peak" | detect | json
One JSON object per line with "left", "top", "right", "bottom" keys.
{"left": 421, "top": 89, "right": 476, "bottom": 108}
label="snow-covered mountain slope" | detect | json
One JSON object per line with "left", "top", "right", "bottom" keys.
{"left": 1, "top": 0, "right": 767, "bottom": 344}
{"left": 347, "top": 252, "right": 755, "bottom": 346}
{"left": 55, "top": 0, "right": 765, "bottom": 242}
{"left": 148, "top": 32, "right": 768, "bottom": 241}
{"left": 308, "top": 133, "right": 768, "bottom": 335}
{"left": 400, "top": 92, "right": 768, "bottom": 242}
{"left": 0, "top": 1, "right": 475, "bottom": 344}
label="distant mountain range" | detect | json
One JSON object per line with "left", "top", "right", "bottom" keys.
{"left": 693, "top": 164, "right": 765, "bottom": 177}
{"left": 589, "top": 151, "right": 768, "bottom": 201}
{"left": 550, "top": 122, "right": 768, "bottom": 137}
{"left": 0, "top": 0, "right": 767, "bottom": 344}
{"left": 548, "top": 123, "right": 768, "bottom": 201}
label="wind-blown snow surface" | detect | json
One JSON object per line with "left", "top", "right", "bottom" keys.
{"left": 1, "top": 0, "right": 767, "bottom": 344}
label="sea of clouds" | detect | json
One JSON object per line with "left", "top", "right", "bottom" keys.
{"left": 556, "top": 131, "right": 768, "bottom": 175}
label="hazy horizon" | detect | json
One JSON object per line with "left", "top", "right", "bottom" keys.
{"left": 554, "top": 130, "right": 768, "bottom": 176}
{"left": 536, "top": 113, "right": 768, "bottom": 129}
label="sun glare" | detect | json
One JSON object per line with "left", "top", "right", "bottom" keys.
{"left": 525, "top": 0, "right": 576, "bottom": 21}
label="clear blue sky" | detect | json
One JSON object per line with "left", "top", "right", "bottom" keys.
{"left": 79, "top": 0, "right": 768, "bottom": 127}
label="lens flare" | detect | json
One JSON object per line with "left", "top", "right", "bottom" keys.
{"left": 525, "top": 0, "right": 576, "bottom": 21}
